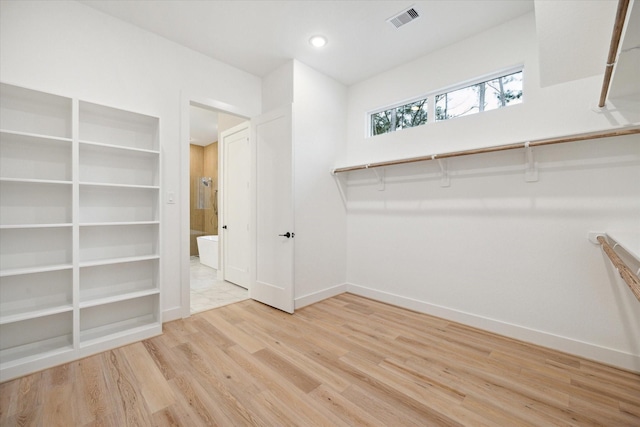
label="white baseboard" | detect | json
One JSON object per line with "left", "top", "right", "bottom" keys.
{"left": 295, "top": 283, "right": 348, "bottom": 309}
{"left": 162, "top": 306, "right": 183, "bottom": 323}
{"left": 347, "top": 283, "right": 640, "bottom": 373}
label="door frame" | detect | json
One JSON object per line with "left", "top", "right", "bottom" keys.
{"left": 179, "top": 92, "right": 251, "bottom": 318}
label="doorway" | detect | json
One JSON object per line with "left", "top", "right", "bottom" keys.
{"left": 188, "top": 103, "right": 248, "bottom": 314}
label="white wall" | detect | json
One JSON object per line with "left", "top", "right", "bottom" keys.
{"left": 292, "top": 61, "right": 348, "bottom": 306}
{"left": 262, "top": 61, "right": 294, "bottom": 112}
{"left": 535, "top": 0, "right": 617, "bottom": 87}
{"left": 344, "top": 12, "right": 640, "bottom": 370}
{"left": 0, "top": 0, "right": 262, "bottom": 321}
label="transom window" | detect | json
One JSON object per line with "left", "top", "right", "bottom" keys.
{"left": 435, "top": 71, "right": 523, "bottom": 121}
{"left": 368, "top": 68, "right": 523, "bottom": 137}
{"left": 371, "top": 97, "right": 428, "bottom": 136}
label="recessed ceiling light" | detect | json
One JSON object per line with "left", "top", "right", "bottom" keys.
{"left": 309, "top": 35, "right": 327, "bottom": 48}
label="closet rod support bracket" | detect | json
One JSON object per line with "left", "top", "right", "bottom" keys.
{"left": 524, "top": 142, "right": 538, "bottom": 182}
{"left": 433, "top": 156, "right": 450, "bottom": 187}
{"left": 588, "top": 231, "right": 606, "bottom": 245}
{"left": 366, "top": 165, "right": 385, "bottom": 191}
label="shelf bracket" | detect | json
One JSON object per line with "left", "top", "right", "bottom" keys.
{"left": 433, "top": 155, "right": 450, "bottom": 187}
{"left": 524, "top": 142, "right": 538, "bottom": 182}
{"left": 367, "top": 165, "right": 385, "bottom": 191}
{"left": 332, "top": 170, "right": 348, "bottom": 207}
{"left": 588, "top": 231, "right": 606, "bottom": 244}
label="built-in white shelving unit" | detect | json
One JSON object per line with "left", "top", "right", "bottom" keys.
{"left": 0, "top": 83, "right": 161, "bottom": 381}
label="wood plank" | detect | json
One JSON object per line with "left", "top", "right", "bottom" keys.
{"left": 77, "top": 355, "right": 113, "bottom": 424}
{"left": 119, "top": 342, "right": 176, "bottom": 413}
{"left": 231, "top": 317, "right": 352, "bottom": 392}
{"left": 253, "top": 347, "right": 321, "bottom": 393}
{"left": 0, "top": 375, "right": 18, "bottom": 422}
{"left": 340, "top": 384, "right": 427, "bottom": 427}
{"left": 309, "top": 384, "right": 387, "bottom": 426}
{"left": 141, "top": 338, "right": 178, "bottom": 381}
{"left": 169, "top": 374, "right": 233, "bottom": 426}
{"left": 199, "top": 307, "right": 265, "bottom": 353}
{"left": 101, "top": 349, "right": 154, "bottom": 426}
{"left": 41, "top": 382, "right": 76, "bottom": 427}
{"left": 340, "top": 352, "right": 480, "bottom": 426}
{"left": 224, "top": 345, "right": 341, "bottom": 425}
{"left": 173, "top": 341, "right": 266, "bottom": 426}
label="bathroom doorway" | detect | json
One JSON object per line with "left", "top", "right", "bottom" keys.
{"left": 188, "top": 103, "right": 248, "bottom": 314}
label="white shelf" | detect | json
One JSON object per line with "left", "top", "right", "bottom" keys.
{"left": 0, "top": 268, "right": 72, "bottom": 324}
{"left": 1, "top": 130, "right": 72, "bottom": 182}
{"left": 79, "top": 254, "right": 160, "bottom": 268}
{"left": 79, "top": 101, "right": 159, "bottom": 151}
{"left": 606, "top": 232, "right": 640, "bottom": 262}
{"left": 0, "top": 223, "right": 72, "bottom": 230}
{"left": 80, "top": 289, "right": 159, "bottom": 309}
{"left": 79, "top": 139, "right": 159, "bottom": 155}
{"left": 80, "top": 317, "right": 160, "bottom": 347}
{"left": 79, "top": 142, "right": 159, "bottom": 187}
{"left": 0, "top": 335, "right": 73, "bottom": 368}
{"left": 80, "top": 224, "right": 158, "bottom": 264}
{"left": 0, "top": 177, "right": 72, "bottom": 185}
{"left": 79, "top": 181, "right": 160, "bottom": 190}
{"left": 80, "top": 294, "right": 159, "bottom": 345}
{"left": 79, "top": 185, "right": 160, "bottom": 232}
{"left": 0, "top": 304, "right": 73, "bottom": 325}
{"left": 0, "top": 181, "right": 72, "bottom": 226}
{"left": 0, "top": 311, "right": 73, "bottom": 365}
{"left": 80, "top": 221, "right": 160, "bottom": 227}
{"left": 1, "top": 227, "right": 72, "bottom": 272}
{"left": 80, "top": 257, "right": 159, "bottom": 306}
{"left": 0, "top": 83, "right": 72, "bottom": 139}
{"left": 0, "top": 128, "right": 72, "bottom": 143}
{"left": 0, "top": 263, "right": 73, "bottom": 278}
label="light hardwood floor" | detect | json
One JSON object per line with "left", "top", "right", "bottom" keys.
{"left": 1, "top": 293, "right": 639, "bottom": 426}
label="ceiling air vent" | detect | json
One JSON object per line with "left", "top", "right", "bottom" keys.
{"left": 387, "top": 6, "right": 420, "bottom": 29}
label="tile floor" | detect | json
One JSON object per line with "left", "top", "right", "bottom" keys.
{"left": 190, "top": 257, "right": 248, "bottom": 314}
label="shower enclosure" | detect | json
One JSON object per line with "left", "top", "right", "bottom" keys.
{"left": 191, "top": 175, "right": 218, "bottom": 256}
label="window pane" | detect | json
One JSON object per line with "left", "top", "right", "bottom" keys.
{"left": 371, "top": 97, "right": 428, "bottom": 136}
{"left": 436, "top": 70, "right": 522, "bottom": 121}
{"left": 371, "top": 109, "right": 393, "bottom": 136}
{"left": 435, "top": 85, "right": 480, "bottom": 121}
{"left": 396, "top": 99, "right": 427, "bottom": 130}
{"left": 500, "top": 71, "right": 523, "bottom": 106}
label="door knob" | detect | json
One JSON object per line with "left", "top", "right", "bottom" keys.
{"left": 278, "top": 232, "right": 294, "bottom": 238}
{"left": 222, "top": 225, "right": 228, "bottom": 229}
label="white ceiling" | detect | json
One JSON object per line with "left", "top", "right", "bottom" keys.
{"left": 79, "top": 0, "right": 534, "bottom": 86}
{"left": 189, "top": 105, "right": 218, "bottom": 146}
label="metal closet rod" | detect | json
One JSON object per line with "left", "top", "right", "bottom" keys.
{"left": 599, "top": 0, "right": 630, "bottom": 108}
{"left": 331, "top": 126, "right": 640, "bottom": 174}
{"left": 596, "top": 235, "right": 640, "bottom": 303}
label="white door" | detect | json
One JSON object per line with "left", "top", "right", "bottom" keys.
{"left": 221, "top": 123, "right": 250, "bottom": 288}
{"left": 250, "top": 105, "right": 294, "bottom": 313}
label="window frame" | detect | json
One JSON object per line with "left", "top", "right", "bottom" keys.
{"left": 367, "top": 65, "right": 524, "bottom": 138}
